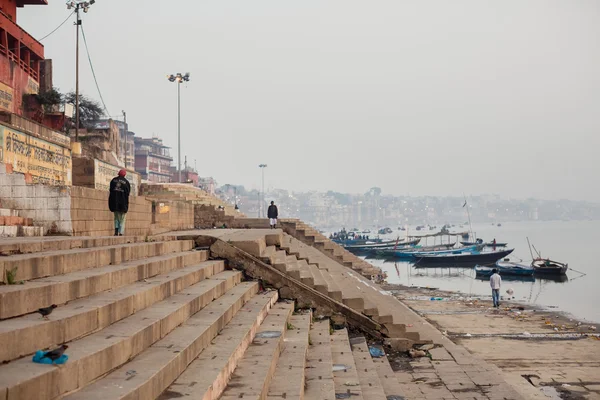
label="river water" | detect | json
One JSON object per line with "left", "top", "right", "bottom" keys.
{"left": 362, "top": 221, "right": 599, "bottom": 323}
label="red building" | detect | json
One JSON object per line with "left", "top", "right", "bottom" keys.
{"left": 0, "top": 0, "right": 48, "bottom": 117}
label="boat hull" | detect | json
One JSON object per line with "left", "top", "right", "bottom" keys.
{"left": 414, "top": 249, "right": 514, "bottom": 266}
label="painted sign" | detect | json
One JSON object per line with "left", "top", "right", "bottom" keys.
{"left": 0, "top": 82, "right": 13, "bottom": 112}
{"left": 0, "top": 126, "right": 72, "bottom": 185}
{"left": 25, "top": 77, "right": 39, "bottom": 95}
{"left": 93, "top": 159, "right": 139, "bottom": 196}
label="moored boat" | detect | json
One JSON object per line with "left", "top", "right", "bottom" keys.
{"left": 414, "top": 248, "right": 514, "bottom": 266}
{"left": 475, "top": 261, "right": 534, "bottom": 276}
{"left": 532, "top": 258, "right": 568, "bottom": 275}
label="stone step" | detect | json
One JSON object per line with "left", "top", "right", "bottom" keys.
{"left": 157, "top": 290, "right": 279, "bottom": 399}
{"left": 0, "top": 208, "right": 19, "bottom": 217}
{"left": 266, "top": 312, "right": 311, "bottom": 400}
{"left": 318, "top": 266, "right": 343, "bottom": 302}
{"left": 0, "top": 235, "right": 173, "bottom": 256}
{"left": 330, "top": 328, "right": 364, "bottom": 400}
{"left": 370, "top": 350, "right": 409, "bottom": 399}
{"left": 0, "top": 239, "right": 194, "bottom": 283}
{"left": 348, "top": 336, "right": 387, "bottom": 399}
{"left": 304, "top": 319, "right": 335, "bottom": 400}
{"left": 219, "top": 302, "right": 294, "bottom": 399}
{"left": 1, "top": 270, "right": 245, "bottom": 400}
{"left": 296, "top": 259, "right": 315, "bottom": 287}
{"left": 0, "top": 260, "right": 225, "bottom": 363}
{"left": 306, "top": 263, "right": 329, "bottom": 295}
{"left": 0, "top": 249, "right": 207, "bottom": 319}
{"left": 63, "top": 281, "right": 259, "bottom": 400}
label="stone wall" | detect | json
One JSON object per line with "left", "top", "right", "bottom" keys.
{"left": 72, "top": 157, "right": 140, "bottom": 196}
{"left": 0, "top": 162, "right": 72, "bottom": 234}
{"left": 70, "top": 186, "right": 152, "bottom": 236}
{"left": 1, "top": 162, "right": 194, "bottom": 236}
{"left": 194, "top": 204, "right": 236, "bottom": 229}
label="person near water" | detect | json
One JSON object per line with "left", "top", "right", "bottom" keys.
{"left": 490, "top": 268, "right": 502, "bottom": 308}
{"left": 267, "top": 201, "right": 278, "bottom": 229}
{"left": 108, "top": 169, "right": 131, "bottom": 236}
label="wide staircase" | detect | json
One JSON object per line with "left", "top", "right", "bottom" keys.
{"left": 280, "top": 219, "right": 382, "bottom": 280}
{"left": 140, "top": 183, "right": 239, "bottom": 217}
{"left": 0, "top": 233, "right": 417, "bottom": 400}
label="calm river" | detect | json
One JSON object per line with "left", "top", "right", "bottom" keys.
{"left": 363, "top": 220, "right": 599, "bottom": 323}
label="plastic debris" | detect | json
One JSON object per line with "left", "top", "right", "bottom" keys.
{"left": 523, "top": 332, "right": 532, "bottom": 336}
{"left": 32, "top": 350, "right": 69, "bottom": 365}
{"left": 465, "top": 333, "right": 472, "bottom": 337}
{"left": 369, "top": 346, "right": 385, "bottom": 358}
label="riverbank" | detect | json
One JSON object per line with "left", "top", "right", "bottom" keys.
{"left": 383, "top": 283, "right": 600, "bottom": 399}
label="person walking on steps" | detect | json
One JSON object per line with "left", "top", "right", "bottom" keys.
{"left": 109, "top": 169, "right": 131, "bottom": 236}
{"left": 490, "top": 268, "right": 502, "bottom": 308}
{"left": 267, "top": 201, "right": 278, "bottom": 229}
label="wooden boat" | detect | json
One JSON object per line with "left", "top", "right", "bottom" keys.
{"left": 343, "top": 238, "right": 420, "bottom": 250}
{"left": 531, "top": 258, "right": 568, "bottom": 275}
{"left": 413, "top": 248, "right": 514, "bottom": 266}
{"left": 374, "top": 243, "right": 456, "bottom": 259}
{"left": 475, "top": 261, "right": 534, "bottom": 276}
{"left": 460, "top": 241, "right": 508, "bottom": 247}
{"left": 379, "top": 244, "right": 479, "bottom": 260}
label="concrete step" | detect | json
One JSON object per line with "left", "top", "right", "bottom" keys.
{"left": 304, "top": 319, "right": 335, "bottom": 400}
{"left": 266, "top": 312, "right": 311, "bottom": 400}
{"left": 63, "top": 281, "right": 259, "bottom": 400}
{"left": 296, "top": 259, "right": 315, "bottom": 287}
{"left": 219, "top": 302, "right": 294, "bottom": 399}
{"left": 157, "top": 290, "right": 279, "bottom": 400}
{"left": 318, "top": 267, "right": 343, "bottom": 302}
{"left": 0, "top": 208, "right": 20, "bottom": 217}
{"left": 0, "top": 249, "right": 207, "bottom": 319}
{"left": 0, "top": 235, "right": 173, "bottom": 256}
{"left": 348, "top": 336, "right": 387, "bottom": 399}
{"left": 330, "top": 328, "right": 364, "bottom": 400}
{"left": 371, "top": 350, "right": 409, "bottom": 399}
{"left": 306, "top": 263, "right": 329, "bottom": 295}
{"left": 1, "top": 270, "right": 244, "bottom": 400}
{"left": 0, "top": 260, "right": 225, "bottom": 363}
{"left": 0, "top": 239, "right": 194, "bottom": 283}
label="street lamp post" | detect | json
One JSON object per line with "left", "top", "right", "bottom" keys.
{"left": 66, "top": 0, "right": 95, "bottom": 142}
{"left": 258, "top": 164, "right": 267, "bottom": 217}
{"left": 167, "top": 72, "right": 190, "bottom": 183}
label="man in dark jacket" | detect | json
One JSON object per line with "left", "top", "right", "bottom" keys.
{"left": 267, "top": 201, "right": 278, "bottom": 229}
{"left": 108, "top": 169, "right": 131, "bottom": 236}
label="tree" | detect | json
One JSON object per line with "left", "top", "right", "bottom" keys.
{"left": 63, "top": 92, "right": 104, "bottom": 128}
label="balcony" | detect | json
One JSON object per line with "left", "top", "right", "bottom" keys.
{"left": 0, "top": 10, "right": 44, "bottom": 81}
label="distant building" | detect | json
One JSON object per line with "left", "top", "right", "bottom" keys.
{"left": 198, "top": 177, "right": 217, "bottom": 194}
{"left": 171, "top": 166, "right": 198, "bottom": 186}
{"left": 134, "top": 136, "right": 173, "bottom": 182}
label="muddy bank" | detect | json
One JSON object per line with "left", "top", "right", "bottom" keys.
{"left": 383, "top": 283, "right": 600, "bottom": 399}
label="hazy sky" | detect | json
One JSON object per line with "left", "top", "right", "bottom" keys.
{"left": 19, "top": 1, "right": 599, "bottom": 201}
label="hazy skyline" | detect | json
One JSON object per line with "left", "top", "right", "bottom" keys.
{"left": 19, "top": 1, "right": 600, "bottom": 201}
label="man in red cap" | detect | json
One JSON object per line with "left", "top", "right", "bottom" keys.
{"left": 108, "top": 169, "right": 131, "bottom": 236}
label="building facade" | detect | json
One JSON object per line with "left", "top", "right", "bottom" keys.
{"left": 134, "top": 136, "right": 173, "bottom": 183}
{"left": 0, "top": 0, "right": 47, "bottom": 117}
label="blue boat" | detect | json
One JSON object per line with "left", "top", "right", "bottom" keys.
{"left": 413, "top": 248, "right": 514, "bottom": 266}
{"left": 377, "top": 244, "right": 479, "bottom": 260}
{"left": 475, "top": 260, "right": 534, "bottom": 276}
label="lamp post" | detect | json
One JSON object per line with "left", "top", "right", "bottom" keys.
{"left": 167, "top": 72, "right": 190, "bottom": 183}
{"left": 66, "top": 0, "right": 95, "bottom": 142}
{"left": 258, "top": 164, "right": 267, "bottom": 217}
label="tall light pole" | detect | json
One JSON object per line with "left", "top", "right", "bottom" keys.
{"left": 122, "top": 110, "right": 127, "bottom": 168}
{"left": 167, "top": 72, "right": 190, "bottom": 183}
{"left": 259, "top": 164, "right": 267, "bottom": 217}
{"left": 66, "top": 0, "right": 95, "bottom": 142}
